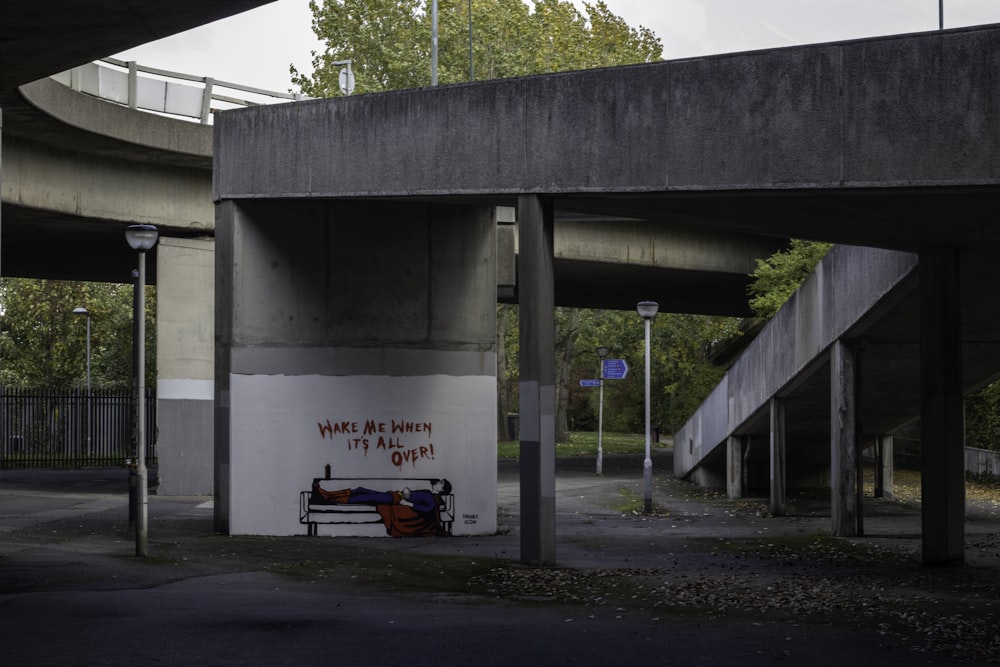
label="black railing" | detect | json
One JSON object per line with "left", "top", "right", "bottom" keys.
{"left": 0, "top": 387, "right": 156, "bottom": 469}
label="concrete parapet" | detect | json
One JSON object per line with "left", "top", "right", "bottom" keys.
{"left": 674, "top": 245, "right": 918, "bottom": 480}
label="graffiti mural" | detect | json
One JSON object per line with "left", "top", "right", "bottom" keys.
{"left": 227, "top": 373, "right": 496, "bottom": 537}
{"left": 301, "top": 464, "right": 454, "bottom": 536}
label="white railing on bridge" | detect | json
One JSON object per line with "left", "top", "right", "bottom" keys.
{"left": 51, "top": 57, "right": 308, "bottom": 124}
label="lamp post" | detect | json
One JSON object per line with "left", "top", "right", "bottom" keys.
{"left": 637, "top": 300, "right": 659, "bottom": 513}
{"left": 126, "top": 224, "right": 158, "bottom": 557}
{"left": 468, "top": 0, "right": 474, "bottom": 81}
{"left": 596, "top": 345, "right": 609, "bottom": 476}
{"left": 431, "top": 0, "right": 439, "bottom": 86}
{"left": 72, "top": 307, "right": 91, "bottom": 453}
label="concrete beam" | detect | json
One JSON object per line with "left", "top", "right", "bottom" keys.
{"left": 1, "top": 134, "right": 212, "bottom": 229}
{"left": 213, "top": 26, "right": 1000, "bottom": 249}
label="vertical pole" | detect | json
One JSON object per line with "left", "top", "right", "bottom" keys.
{"left": 135, "top": 251, "right": 148, "bottom": 557}
{"left": 769, "top": 397, "right": 786, "bottom": 517}
{"left": 431, "top": 0, "right": 439, "bottom": 86}
{"left": 85, "top": 314, "right": 91, "bottom": 455}
{"left": 939, "top": 0, "right": 944, "bottom": 30}
{"left": 518, "top": 195, "right": 555, "bottom": 565}
{"left": 468, "top": 0, "right": 474, "bottom": 81}
{"left": 643, "top": 317, "right": 653, "bottom": 513}
{"left": 877, "top": 434, "right": 894, "bottom": 500}
{"left": 920, "top": 246, "right": 964, "bottom": 565}
{"left": 597, "top": 378, "right": 604, "bottom": 476}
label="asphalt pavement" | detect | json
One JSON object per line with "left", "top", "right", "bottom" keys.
{"left": 1, "top": 450, "right": 999, "bottom": 666}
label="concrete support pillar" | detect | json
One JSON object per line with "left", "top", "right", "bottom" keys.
{"left": 727, "top": 434, "right": 745, "bottom": 499}
{"left": 875, "top": 434, "right": 894, "bottom": 500}
{"left": 517, "top": 195, "right": 556, "bottom": 566}
{"left": 769, "top": 398, "right": 786, "bottom": 516}
{"left": 919, "top": 247, "right": 965, "bottom": 565}
{"left": 214, "top": 201, "right": 237, "bottom": 534}
{"left": 831, "top": 339, "right": 858, "bottom": 537}
{"left": 1, "top": 108, "right": 3, "bottom": 283}
{"left": 215, "top": 199, "right": 497, "bottom": 537}
{"left": 156, "top": 237, "right": 215, "bottom": 495}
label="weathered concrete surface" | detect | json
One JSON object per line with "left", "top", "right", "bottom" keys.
{"left": 675, "top": 245, "right": 919, "bottom": 483}
{"left": 1, "top": 79, "right": 214, "bottom": 282}
{"left": 550, "top": 219, "right": 784, "bottom": 313}
{"left": 156, "top": 237, "right": 215, "bottom": 495}
{"left": 213, "top": 199, "right": 498, "bottom": 536}
{"left": 214, "top": 25, "right": 1000, "bottom": 250}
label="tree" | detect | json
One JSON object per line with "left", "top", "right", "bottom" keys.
{"left": 293, "top": 1, "right": 665, "bottom": 442}
{"left": 0, "top": 278, "right": 155, "bottom": 389}
{"left": 499, "top": 305, "right": 740, "bottom": 442}
{"left": 747, "top": 239, "right": 833, "bottom": 319}
{"left": 291, "top": 0, "right": 662, "bottom": 96}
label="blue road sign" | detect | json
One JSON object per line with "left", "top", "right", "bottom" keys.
{"left": 579, "top": 379, "right": 601, "bottom": 387}
{"left": 602, "top": 358, "right": 629, "bottom": 380}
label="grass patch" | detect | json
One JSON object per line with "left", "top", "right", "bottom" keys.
{"left": 498, "top": 431, "right": 649, "bottom": 459}
{"left": 613, "top": 487, "right": 642, "bottom": 513}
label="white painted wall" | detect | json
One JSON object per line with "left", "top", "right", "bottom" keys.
{"left": 228, "top": 373, "right": 497, "bottom": 536}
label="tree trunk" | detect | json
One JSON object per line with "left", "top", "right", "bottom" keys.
{"left": 554, "top": 308, "right": 582, "bottom": 443}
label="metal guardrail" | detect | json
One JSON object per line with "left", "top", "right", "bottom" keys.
{"left": 51, "top": 57, "right": 309, "bottom": 124}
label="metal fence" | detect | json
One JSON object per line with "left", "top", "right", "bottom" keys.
{"left": 0, "top": 387, "right": 156, "bottom": 469}
{"left": 966, "top": 446, "right": 1000, "bottom": 477}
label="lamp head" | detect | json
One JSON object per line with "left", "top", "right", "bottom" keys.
{"left": 596, "top": 346, "right": 610, "bottom": 358}
{"left": 637, "top": 301, "right": 659, "bottom": 320}
{"left": 125, "top": 224, "right": 159, "bottom": 252}
{"left": 73, "top": 307, "right": 89, "bottom": 316}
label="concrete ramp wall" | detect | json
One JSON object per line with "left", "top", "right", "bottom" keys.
{"left": 674, "top": 245, "right": 918, "bottom": 481}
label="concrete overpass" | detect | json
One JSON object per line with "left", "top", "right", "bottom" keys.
{"left": 4, "top": 0, "right": 999, "bottom": 566}
{"left": 213, "top": 23, "right": 1000, "bottom": 565}
{"left": 1, "top": 51, "right": 780, "bottom": 499}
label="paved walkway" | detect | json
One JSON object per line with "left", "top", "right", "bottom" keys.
{"left": 1, "top": 452, "right": 998, "bottom": 665}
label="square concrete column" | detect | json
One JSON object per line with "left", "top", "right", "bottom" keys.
{"left": 156, "top": 237, "right": 215, "bottom": 496}
{"left": 831, "top": 338, "right": 858, "bottom": 537}
{"left": 919, "top": 246, "right": 965, "bottom": 565}
{"left": 769, "top": 398, "right": 786, "bottom": 516}
{"left": 518, "top": 195, "right": 556, "bottom": 565}
{"left": 875, "top": 434, "right": 894, "bottom": 500}
{"left": 727, "top": 434, "right": 745, "bottom": 499}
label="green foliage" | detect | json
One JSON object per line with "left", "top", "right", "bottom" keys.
{"left": 564, "top": 309, "right": 737, "bottom": 435}
{"left": 497, "top": 430, "right": 646, "bottom": 459}
{"left": 291, "top": 0, "right": 662, "bottom": 96}
{"left": 747, "top": 239, "right": 833, "bottom": 319}
{"left": 498, "top": 306, "right": 739, "bottom": 441}
{"left": 966, "top": 381, "right": 1000, "bottom": 452}
{"left": 0, "top": 278, "right": 155, "bottom": 389}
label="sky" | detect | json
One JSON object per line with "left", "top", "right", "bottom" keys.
{"left": 113, "top": 0, "right": 1000, "bottom": 93}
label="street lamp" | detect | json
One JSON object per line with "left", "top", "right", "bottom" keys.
{"left": 126, "top": 223, "right": 158, "bottom": 557}
{"left": 596, "top": 345, "right": 610, "bottom": 476}
{"left": 72, "top": 307, "right": 91, "bottom": 454}
{"left": 431, "top": 0, "right": 439, "bottom": 86}
{"left": 637, "top": 300, "right": 659, "bottom": 513}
